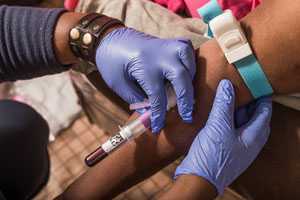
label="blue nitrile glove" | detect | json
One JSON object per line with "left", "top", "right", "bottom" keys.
{"left": 174, "top": 79, "right": 272, "bottom": 194}
{"left": 96, "top": 28, "right": 196, "bottom": 133}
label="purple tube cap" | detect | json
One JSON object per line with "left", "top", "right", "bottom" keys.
{"left": 139, "top": 111, "right": 151, "bottom": 128}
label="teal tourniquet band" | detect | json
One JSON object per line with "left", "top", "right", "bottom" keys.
{"left": 197, "top": 0, "right": 222, "bottom": 37}
{"left": 234, "top": 55, "right": 273, "bottom": 99}
{"left": 198, "top": 1, "right": 273, "bottom": 98}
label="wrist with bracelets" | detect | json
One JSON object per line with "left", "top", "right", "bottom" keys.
{"left": 69, "top": 13, "right": 124, "bottom": 73}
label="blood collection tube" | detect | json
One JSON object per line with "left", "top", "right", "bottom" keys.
{"left": 85, "top": 85, "right": 177, "bottom": 167}
{"left": 85, "top": 111, "right": 151, "bottom": 167}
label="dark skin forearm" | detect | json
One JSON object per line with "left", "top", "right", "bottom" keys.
{"left": 53, "top": 12, "right": 84, "bottom": 65}
{"left": 240, "top": 0, "right": 300, "bottom": 94}
{"left": 57, "top": 0, "right": 300, "bottom": 199}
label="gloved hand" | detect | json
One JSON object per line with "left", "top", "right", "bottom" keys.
{"left": 96, "top": 28, "right": 196, "bottom": 133}
{"left": 174, "top": 79, "right": 272, "bottom": 194}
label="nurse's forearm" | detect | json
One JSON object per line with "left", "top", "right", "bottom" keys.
{"left": 0, "top": 6, "right": 125, "bottom": 82}
{"left": 54, "top": 12, "right": 124, "bottom": 65}
{"left": 59, "top": 0, "right": 300, "bottom": 199}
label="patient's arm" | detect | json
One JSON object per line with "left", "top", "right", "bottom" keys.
{"left": 58, "top": 0, "right": 300, "bottom": 199}
{"left": 160, "top": 175, "right": 217, "bottom": 200}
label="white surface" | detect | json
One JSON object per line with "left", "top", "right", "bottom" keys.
{"left": 13, "top": 72, "right": 82, "bottom": 140}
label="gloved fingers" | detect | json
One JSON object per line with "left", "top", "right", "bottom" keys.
{"left": 129, "top": 65, "right": 168, "bottom": 133}
{"left": 114, "top": 79, "right": 146, "bottom": 106}
{"left": 239, "top": 97, "right": 272, "bottom": 148}
{"left": 147, "top": 81, "right": 168, "bottom": 133}
{"left": 176, "top": 38, "right": 196, "bottom": 78}
{"left": 167, "top": 64, "right": 194, "bottom": 122}
{"left": 234, "top": 106, "right": 249, "bottom": 128}
{"left": 234, "top": 100, "right": 256, "bottom": 128}
{"left": 207, "top": 79, "right": 235, "bottom": 130}
{"left": 133, "top": 75, "right": 167, "bottom": 133}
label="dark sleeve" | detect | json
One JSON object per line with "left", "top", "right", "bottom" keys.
{"left": 0, "top": 191, "right": 6, "bottom": 200}
{"left": 0, "top": 6, "right": 69, "bottom": 82}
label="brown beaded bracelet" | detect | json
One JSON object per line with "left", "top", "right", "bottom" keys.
{"left": 69, "top": 13, "right": 124, "bottom": 68}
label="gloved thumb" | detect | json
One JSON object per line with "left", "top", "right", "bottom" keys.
{"left": 239, "top": 97, "right": 272, "bottom": 148}
{"left": 207, "top": 79, "right": 235, "bottom": 127}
